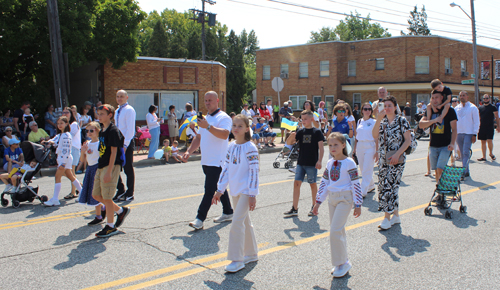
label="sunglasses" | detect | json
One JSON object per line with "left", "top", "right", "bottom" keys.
{"left": 337, "top": 110, "right": 346, "bottom": 113}
{"left": 483, "top": 98, "right": 490, "bottom": 100}
{"left": 452, "top": 100, "right": 458, "bottom": 103}
{"left": 362, "top": 108, "right": 372, "bottom": 111}
{"left": 62, "top": 111, "right": 70, "bottom": 114}
{"left": 5, "top": 130, "right": 12, "bottom": 132}
{"left": 98, "top": 105, "right": 111, "bottom": 112}
{"left": 86, "top": 129, "right": 95, "bottom": 133}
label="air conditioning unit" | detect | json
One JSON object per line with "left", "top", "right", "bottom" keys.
{"left": 445, "top": 68, "right": 453, "bottom": 74}
{"left": 280, "top": 73, "right": 288, "bottom": 79}
{"left": 461, "top": 71, "right": 469, "bottom": 77}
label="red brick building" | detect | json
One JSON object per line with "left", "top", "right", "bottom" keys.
{"left": 69, "top": 57, "right": 226, "bottom": 122}
{"left": 256, "top": 35, "right": 500, "bottom": 119}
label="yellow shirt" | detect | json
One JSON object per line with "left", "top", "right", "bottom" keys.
{"left": 28, "top": 129, "right": 49, "bottom": 143}
{"left": 162, "top": 146, "right": 172, "bottom": 153}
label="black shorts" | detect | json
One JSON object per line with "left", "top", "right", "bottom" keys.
{"left": 478, "top": 127, "right": 494, "bottom": 140}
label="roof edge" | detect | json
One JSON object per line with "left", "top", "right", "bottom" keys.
{"left": 137, "top": 56, "right": 226, "bottom": 68}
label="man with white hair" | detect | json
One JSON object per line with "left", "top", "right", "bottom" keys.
{"left": 28, "top": 121, "right": 49, "bottom": 143}
{"left": 372, "top": 87, "right": 401, "bottom": 118}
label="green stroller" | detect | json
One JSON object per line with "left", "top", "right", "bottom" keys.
{"left": 424, "top": 166, "right": 467, "bottom": 219}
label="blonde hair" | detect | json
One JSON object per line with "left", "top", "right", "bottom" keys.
{"left": 86, "top": 121, "right": 101, "bottom": 131}
{"left": 327, "top": 132, "right": 348, "bottom": 156}
{"left": 233, "top": 114, "right": 252, "bottom": 141}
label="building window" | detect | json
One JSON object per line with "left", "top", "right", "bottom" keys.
{"left": 263, "top": 65, "right": 270, "bottom": 80}
{"left": 461, "top": 60, "right": 467, "bottom": 72}
{"left": 313, "top": 96, "right": 322, "bottom": 107}
{"left": 353, "top": 93, "right": 361, "bottom": 108}
{"left": 289, "top": 95, "right": 307, "bottom": 110}
{"left": 280, "top": 64, "right": 289, "bottom": 78}
{"left": 325, "top": 95, "right": 335, "bottom": 119}
{"left": 445, "top": 57, "right": 452, "bottom": 74}
{"left": 375, "top": 58, "right": 384, "bottom": 70}
{"left": 299, "top": 62, "right": 308, "bottom": 78}
{"left": 415, "top": 56, "right": 429, "bottom": 74}
{"left": 348, "top": 60, "right": 356, "bottom": 76}
{"left": 320, "top": 61, "right": 329, "bottom": 77}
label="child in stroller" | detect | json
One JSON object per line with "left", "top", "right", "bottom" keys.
{"left": 1, "top": 160, "right": 37, "bottom": 193}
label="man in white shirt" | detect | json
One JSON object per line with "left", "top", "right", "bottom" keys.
{"left": 266, "top": 99, "right": 274, "bottom": 128}
{"left": 183, "top": 91, "right": 234, "bottom": 230}
{"left": 113, "top": 90, "right": 137, "bottom": 201}
{"left": 454, "top": 90, "right": 480, "bottom": 179}
{"left": 372, "top": 87, "right": 401, "bottom": 118}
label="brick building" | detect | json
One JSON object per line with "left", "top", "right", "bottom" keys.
{"left": 69, "top": 57, "right": 226, "bottom": 123}
{"left": 256, "top": 35, "right": 500, "bottom": 120}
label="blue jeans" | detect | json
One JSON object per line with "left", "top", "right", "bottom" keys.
{"left": 148, "top": 126, "right": 160, "bottom": 158}
{"left": 456, "top": 134, "right": 473, "bottom": 174}
{"left": 295, "top": 164, "right": 318, "bottom": 184}
{"left": 429, "top": 146, "right": 451, "bottom": 170}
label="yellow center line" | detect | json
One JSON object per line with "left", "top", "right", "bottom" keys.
{"left": 84, "top": 179, "right": 500, "bottom": 290}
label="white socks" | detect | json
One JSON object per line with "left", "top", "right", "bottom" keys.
{"left": 53, "top": 183, "right": 62, "bottom": 200}
{"left": 72, "top": 179, "right": 82, "bottom": 192}
{"left": 116, "top": 207, "right": 123, "bottom": 215}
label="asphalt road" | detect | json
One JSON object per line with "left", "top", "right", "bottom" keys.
{"left": 1, "top": 135, "right": 500, "bottom": 290}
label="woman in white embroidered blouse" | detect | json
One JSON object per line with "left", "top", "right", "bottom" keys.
{"left": 353, "top": 103, "right": 377, "bottom": 197}
{"left": 212, "top": 114, "right": 259, "bottom": 273}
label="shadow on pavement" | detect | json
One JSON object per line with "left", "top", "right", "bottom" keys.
{"left": 379, "top": 225, "right": 430, "bottom": 262}
{"left": 53, "top": 237, "right": 109, "bottom": 270}
{"left": 362, "top": 192, "right": 379, "bottom": 213}
{"left": 171, "top": 222, "right": 230, "bottom": 260}
{"left": 427, "top": 207, "right": 480, "bottom": 229}
{"left": 281, "top": 216, "right": 327, "bottom": 241}
{"left": 203, "top": 262, "right": 257, "bottom": 289}
{"left": 53, "top": 224, "right": 101, "bottom": 246}
{"left": 312, "top": 274, "right": 352, "bottom": 290}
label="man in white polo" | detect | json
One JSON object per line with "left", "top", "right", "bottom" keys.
{"left": 183, "top": 91, "right": 234, "bottom": 230}
{"left": 113, "top": 90, "right": 137, "bottom": 201}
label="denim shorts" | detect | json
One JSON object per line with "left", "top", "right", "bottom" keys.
{"left": 429, "top": 146, "right": 451, "bottom": 170}
{"left": 263, "top": 132, "right": 277, "bottom": 138}
{"left": 71, "top": 146, "right": 81, "bottom": 166}
{"left": 295, "top": 164, "right": 317, "bottom": 184}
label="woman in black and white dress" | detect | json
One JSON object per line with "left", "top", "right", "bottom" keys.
{"left": 372, "top": 96, "right": 411, "bottom": 230}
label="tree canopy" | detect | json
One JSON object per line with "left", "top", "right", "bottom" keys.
{"left": 401, "top": 5, "right": 431, "bottom": 36}
{"left": 309, "top": 11, "right": 391, "bottom": 43}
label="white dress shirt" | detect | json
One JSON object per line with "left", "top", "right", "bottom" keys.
{"left": 454, "top": 101, "right": 480, "bottom": 135}
{"left": 115, "top": 103, "right": 136, "bottom": 147}
{"left": 146, "top": 113, "right": 159, "bottom": 130}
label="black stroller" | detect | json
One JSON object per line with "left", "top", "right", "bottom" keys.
{"left": 1, "top": 142, "right": 50, "bottom": 208}
{"left": 273, "top": 143, "right": 299, "bottom": 169}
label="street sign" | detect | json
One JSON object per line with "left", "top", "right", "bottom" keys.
{"left": 271, "top": 77, "right": 284, "bottom": 92}
{"left": 461, "top": 79, "right": 475, "bottom": 84}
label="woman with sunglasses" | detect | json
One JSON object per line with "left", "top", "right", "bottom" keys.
{"left": 2, "top": 126, "right": 20, "bottom": 148}
{"left": 325, "top": 104, "right": 353, "bottom": 139}
{"left": 353, "top": 103, "right": 377, "bottom": 197}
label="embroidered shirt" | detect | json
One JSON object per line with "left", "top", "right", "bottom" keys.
{"left": 316, "top": 158, "right": 363, "bottom": 206}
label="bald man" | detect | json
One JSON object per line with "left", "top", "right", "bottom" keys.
{"left": 114, "top": 90, "right": 137, "bottom": 201}
{"left": 372, "top": 87, "right": 402, "bottom": 118}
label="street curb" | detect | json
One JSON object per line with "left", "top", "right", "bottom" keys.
{"left": 37, "top": 146, "right": 284, "bottom": 177}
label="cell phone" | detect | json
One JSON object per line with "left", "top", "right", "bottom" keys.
{"left": 378, "top": 102, "right": 385, "bottom": 113}
{"left": 197, "top": 112, "right": 203, "bottom": 120}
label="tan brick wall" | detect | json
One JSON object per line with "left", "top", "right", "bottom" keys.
{"left": 103, "top": 59, "right": 226, "bottom": 114}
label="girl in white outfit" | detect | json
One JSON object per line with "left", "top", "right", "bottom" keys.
{"left": 212, "top": 114, "right": 259, "bottom": 273}
{"left": 42, "top": 116, "right": 83, "bottom": 206}
{"left": 353, "top": 103, "right": 378, "bottom": 197}
{"left": 312, "top": 133, "right": 363, "bottom": 278}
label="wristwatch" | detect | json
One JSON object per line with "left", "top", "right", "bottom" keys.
{"left": 207, "top": 124, "right": 212, "bottom": 131}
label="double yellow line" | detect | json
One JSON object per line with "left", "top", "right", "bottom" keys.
{"left": 83, "top": 179, "right": 500, "bottom": 290}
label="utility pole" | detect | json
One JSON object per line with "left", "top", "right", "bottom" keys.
{"left": 470, "top": 0, "right": 479, "bottom": 106}
{"left": 190, "top": 0, "right": 216, "bottom": 60}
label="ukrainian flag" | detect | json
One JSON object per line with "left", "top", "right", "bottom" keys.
{"left": 281, "top": 118, "right": 298, "bottom": 131}
{"left": 179, "top": 115, "right": 199, "bottom": 141}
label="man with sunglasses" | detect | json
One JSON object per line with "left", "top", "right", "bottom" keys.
{"left": 28, "top": 121, "right": 49, "bottom": 143}
{"left": 113, "top": 90, "right": 137, "bottom": 201}
{"left": 477, "top": 94, "right": 500, "bottom": 162}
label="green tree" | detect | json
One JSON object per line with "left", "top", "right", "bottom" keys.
{"left": 226, "top": 30, "right": 246, "bottom": 113}
{"left": 147, "top": 20, "right": 169, "bottom": 57}
{"left": 401, "top": 5, "right": 431, "bottom": 36}
{"left": 308, "top": 27, "right": 338, "bottom": 43}
{"left": 334, "top": 11, "right": 391, "bottom": 41}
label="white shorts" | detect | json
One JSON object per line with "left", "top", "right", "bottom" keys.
{"left": 57, "top": 156, "right": 73, "bottom": 170}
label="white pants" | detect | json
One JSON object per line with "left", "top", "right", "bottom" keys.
{"left": 227, "top": 194, "right": 258, "bottom": 262}
{"left": 328, "top": 190, "right": 353, "bottom": 267}
{"left": 357, "top": 141, "right": 376, "bottom": 196}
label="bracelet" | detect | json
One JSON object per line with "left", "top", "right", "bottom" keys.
{"left": 355, "top": 204, "right": 361, "bottom": 208}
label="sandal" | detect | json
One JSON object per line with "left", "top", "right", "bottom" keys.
{"left": 490, "top": 155, "right": 496, "bottom": 161}
{"left": 64, "top": 191, "right": 79, "bottom": 199}
{"left": 477, "top": 157, "right": 487, "bottom": 161}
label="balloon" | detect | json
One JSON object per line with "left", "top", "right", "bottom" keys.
{"left": 154, "top": 149, "right": 164, "bottom": 160}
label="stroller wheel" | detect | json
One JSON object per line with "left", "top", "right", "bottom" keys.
{"left": 284, "top": 162, "right": 290, "bottom": 169}
{"left": 459, "top": 205, "right": 467, "bottom": 213}
{"left": 273, "top": 162, "right": 280, "bottom": 168}
{"left": 1, "top": 198, "right": 8, "bottom": 207}
{"left": 40, "top": 195, "right": 49, "bottom": 203}
{"left": 12, "top": 200, "right": 20, "bottom": 208}
{"left": 445, "top": 211, "right": 452, "bottom": 219}
{"left": 424, "top": 207, "right": 432, "bottom": 216}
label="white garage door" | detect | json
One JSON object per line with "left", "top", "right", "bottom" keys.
{"left": 159, "top": 91, "right": 197, "bottom": 119}
{"left": 127, "top": 92, "right": 155, "bottom": 121}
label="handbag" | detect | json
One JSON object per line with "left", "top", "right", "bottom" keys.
{"left": 383, "top": 121, "right": 404, "bottom": 165}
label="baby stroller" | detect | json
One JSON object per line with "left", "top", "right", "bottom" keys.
{"left": 1, "top": 142, "right": 50, "bottom": 208}
{"left": 273, "top": 143, "right": 299, "bottom": 169}
{"left": 424, "top": 166, "right": 467, "bottom": 219}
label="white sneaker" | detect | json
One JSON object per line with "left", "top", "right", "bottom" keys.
{"left": 390, "top": 215, "right": 401, "bottom": 226}
{"left": 3, "top": 184, "right": 13, "bottom": 193}
{"left": 288, "top": 168, "right": 296, "bottom": 173}
{"left": 332, "top": 261, "right": 352, "bottom": 278}
{"left": 243, "top": 255, "right": 258, "bottom": 264}
{"left": 225, "top": 261, "right": 245, "bottom": 273}
{"left": 43, "top": 199, "right": 60, "bottom": 207}
{"left": 189, "top": 218, "right": 203, "bottom": 230}
{"left": 378, "top": 218, "right": 391, "bottom": 230}
{"left": 213, "top": 213, "right": 233, "bottom": 223}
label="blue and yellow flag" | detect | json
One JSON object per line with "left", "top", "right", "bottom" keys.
{"left": 179, "top": 115, "right": 199, "bottom": 141}
{"left": 280, "top": 118, "right": 298, "bottom": 131}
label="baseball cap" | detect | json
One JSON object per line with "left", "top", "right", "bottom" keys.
{"left": 9, "top": 138, "right": 20, "bottom": 145}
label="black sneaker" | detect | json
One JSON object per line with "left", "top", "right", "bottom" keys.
{"left": 95, "top": 225, "right": 118, "bottom": 238}
{"left": 114, "top": 207, "right": 130, "bottom": 228}
{"left": 284, "top": 207, "right": 298, "bottom": 217}
{"left": 113, "top": 191, "right": 126, "bottom": 201}
{"left": 88, "top": 217, "right": 104, "bottom": 225}
{"left": 125, "top": 195, "right": 134, "bottom": 201}
{"left": 308, "top": 206, "right": 316, "bottom": 216}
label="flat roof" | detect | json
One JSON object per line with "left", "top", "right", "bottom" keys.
{"left": 257, "top": 35, "right": 500, "bottom": 52}
{"left": 137, "top": 56, "right": 226, "bottom": 68}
